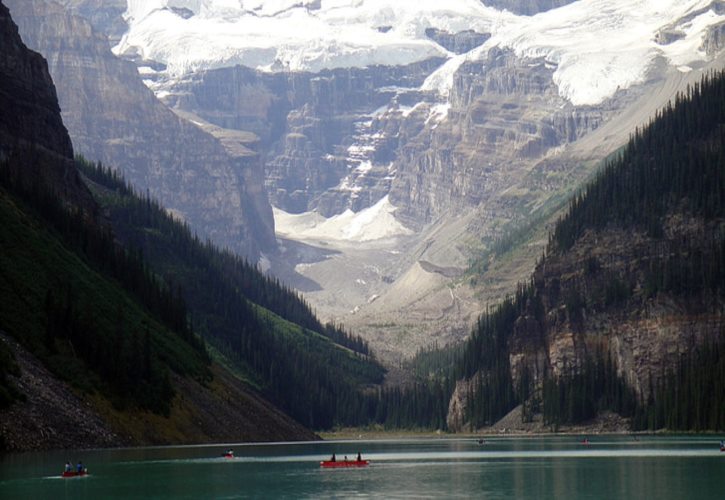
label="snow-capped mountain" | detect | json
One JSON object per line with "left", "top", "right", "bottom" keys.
{"left": 116, "top": 0, "right": 724, "bottom": 105}
{"left": 12, "top": 0, "right": 725, "bottom": 363}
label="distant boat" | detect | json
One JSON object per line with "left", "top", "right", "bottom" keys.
{"left": 320, "top": 460, "right": 369, "bottom": 468}
{"left": 222, "top": 450, "right": 234, "bottom": 459}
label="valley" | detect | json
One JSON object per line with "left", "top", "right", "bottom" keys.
{"left": 1, "top": 0, "right": 723, "bottom": 444}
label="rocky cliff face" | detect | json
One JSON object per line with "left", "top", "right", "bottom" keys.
{"left": 55, "top": 0, "right": 127, "bottom": 45}
{"left": 0, "top": 0, "right": 91, "bottom": 209}
{"left": 480, "top": 0, "right": 577, "bottom": 15}
{"left": 163, "top": 58, "right": 446, "bottom": 216}
{"left": 518, "top": 217, "right": 723, "bottom": 392}
{"left": 6, "top": 0, "right": 276, "bottom": 258}
{"left": 448, "top": 220, "right": 725, "bottom": 432}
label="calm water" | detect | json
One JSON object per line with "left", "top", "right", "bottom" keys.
{"left": 1, "top": 436, "right": 723, "bottom": 499}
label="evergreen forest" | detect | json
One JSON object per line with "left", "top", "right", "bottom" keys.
{"left": 459, "top": 71, "right": 725, "bottom": 431}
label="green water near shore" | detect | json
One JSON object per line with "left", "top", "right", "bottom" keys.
{"left": 1, "top": 436, "right": 723, "bottom": 498}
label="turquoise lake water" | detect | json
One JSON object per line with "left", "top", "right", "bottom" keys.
{"left": 1, "top": 436, "right": 723, "bottom": 499}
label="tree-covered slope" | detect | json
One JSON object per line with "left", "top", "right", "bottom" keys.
{"left": 77, "top": 158, "right": 385, "bottom": 430}
{"left": 0, "top": 0, "right": 314, "bottom": 448}
{"left": 452, "top": 72, "right": 725, "bottom": 432}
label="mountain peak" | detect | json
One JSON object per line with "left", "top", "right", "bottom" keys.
{"left": 115, "top": 0, "right": 725, "bottom": 105}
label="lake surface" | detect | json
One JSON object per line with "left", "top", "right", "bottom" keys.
{"left": 1, "top": 436, "right": 723, "bottom": 499}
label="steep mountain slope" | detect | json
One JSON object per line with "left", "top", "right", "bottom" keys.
{"left": 0, "top": 0, "right": 91, "bottom": 211}
{"left": 78, "top": 158, "right": 384, "bottom": 429}
{"left": 101, "top": 0, "right": 725, "bottom": 364}
{"left": 449, "top": 73, "right": 725, "bottom": 431}
{"left": 12, "top": 0, "right": 725, "bottom": 369}
{"left": 5, "top": 0, "right": 276, "bottom": 260}
{"left": 0, "top": 1, "right": 321, "bottom": 449}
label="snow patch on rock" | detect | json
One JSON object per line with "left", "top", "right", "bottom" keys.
{"left": 274, "top": 195, "right": 412, "bottom": 242}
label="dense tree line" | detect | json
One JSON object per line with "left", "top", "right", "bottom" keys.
{"left": 632, "top": 340, "right": 725, "bottom": 431}
{"left": 0, "top": 152, "right": 209, "bottom": 414}
{"left": 44, "top": 289, "right": 175, "bottom": 414}
{"left": 552, "top": 73, "right": 725, "bottom": 250}
{"left": 79, "top": 158, "right": 371, "bottom": 357}
{"left": 77, "top": 157, "right": 382, "bottom": 429}
{"left": 458, "top": 287, "right": 534, "bottom": 427}
{"left": 541, "top": 350, "right": 637, "bottom": 429}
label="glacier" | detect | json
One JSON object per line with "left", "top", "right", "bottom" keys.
{"left": 274, "top": 195, "right": 413, "bottom": 243}
{"left": 115, "top": 0, "right": 724, "bottom": 106}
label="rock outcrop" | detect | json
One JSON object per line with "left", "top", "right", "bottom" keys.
{"left": 480, "top": 0, "right": 577, "bottom": 16}
{"left": 0, "top": 0, "right": 91, "bottom": 209}
{"left": 6, "top": 0, "right": 276, "bottom": 258}
{"left": 55, "top": 0, "right": 127, "bottom": 45}
{"left": 425, "top": 28, "right": 490, "bottom": 54}
{"left": 512, "top": 221, "right": 724, "bottom": 397}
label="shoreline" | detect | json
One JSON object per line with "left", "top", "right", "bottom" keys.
{"left": 319, "top": 428, "right": 720, "bottom": 441}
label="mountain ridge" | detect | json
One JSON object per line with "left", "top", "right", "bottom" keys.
{"left": 448, "top": 72, "right": 725, "bottom": 431}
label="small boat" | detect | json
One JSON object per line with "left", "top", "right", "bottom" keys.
{"left": 62, "top": 470, "right": 88, "bottom": 478}
{"left": 320, "top": 460, "right": 369, "bottom": 468}
{"left": 223, "top": 452, "right": 234, "bottom": 459}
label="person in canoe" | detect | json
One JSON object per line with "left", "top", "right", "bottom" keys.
{"left": 76, "top": 461, "right": 85, "bottom": 473}
{"left": 329, "top": 453, "right": 336, "bottom": 462}
{"left": 356, "top": 452, "right": 362, "bottom": 462}
{"left": 64, "top": 461, "right": 72, "bottom": 473}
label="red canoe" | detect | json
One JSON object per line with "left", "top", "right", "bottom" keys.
{"left": 320, "top": 460, "right": 369, "bottom": 468}
{"left": 62, "top": 470, "right": 88, "bottom": 478}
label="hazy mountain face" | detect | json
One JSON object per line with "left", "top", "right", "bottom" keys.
{"left": 6, "top": 0, "right": 277, "bottom": 260}
{"left": 13, "top": 0, "right": 725, "bottom": 362}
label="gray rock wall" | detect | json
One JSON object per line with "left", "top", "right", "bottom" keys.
{"left": 480, "top": 0, "right": 577, "bottom": 16}
{"left": 0, "top": 0, "right": 92, "bottom": 209}
{"left": 390, "top": 48, "right": 605, "bottom": 229}
{"left": 6, "top": 0, "right": 276, "bottom": 258}
{"left": 170, "top": 59, "right": 444, "bottom": 215}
